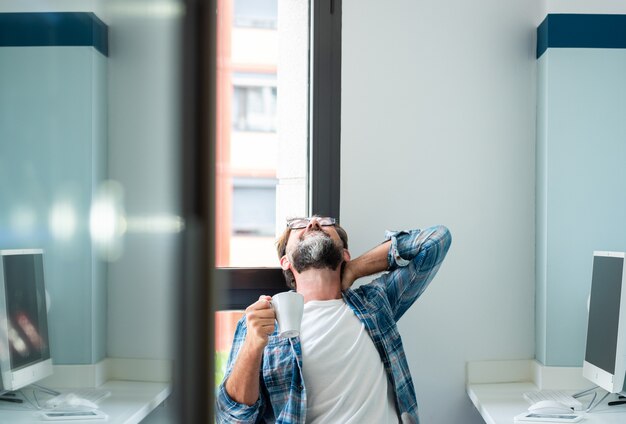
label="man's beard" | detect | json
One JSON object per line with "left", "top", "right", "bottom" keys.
{"left": 290, "top": 230, "right": 344, "bottom": 273}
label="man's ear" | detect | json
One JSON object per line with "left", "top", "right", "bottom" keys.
{"left": 280, "top": 255, "right": 291, "bottom": 270}
{"left": 343, "top": 249, "right": 351, "bottom": 263}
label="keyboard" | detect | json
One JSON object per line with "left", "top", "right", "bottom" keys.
{"left": 523, "top": 390, "right": 583, "bottom": 411}
{"left": 67, "top": 388, "right": 112, "bottom": 404}
{"left": 45, "top": 388, "right": 112, "bottom": 409}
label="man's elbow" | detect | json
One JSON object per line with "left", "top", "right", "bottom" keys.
{"left": 435, "top": 224, "right": 452, "bottom": 252}
{"left": 426, "top": 224, "right": 452, "bottom": 263}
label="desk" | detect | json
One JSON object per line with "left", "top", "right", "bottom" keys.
{"left": 466, "top": 360, "right": 626, "bottom": 424}
{"left": 0, "top": 380, "right": 170, "bottom": 423}
{"left": 468, "top": 382, "right": 626, "bottom": 424}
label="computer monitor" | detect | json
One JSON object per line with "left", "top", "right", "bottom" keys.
{"left": 0, "top": 249, "right": 53, "bottom": 393}
{"left": 583, "top": 251, "right": 626, "bottom": 395}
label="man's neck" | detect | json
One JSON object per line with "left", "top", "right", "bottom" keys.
{"left": 295, "top": 268, "right": 342, "bottom": 303}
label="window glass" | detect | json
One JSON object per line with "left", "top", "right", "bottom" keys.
{"left": 233, "top": 0, "right": 277, "bottom": 29}
{"left": 216, "top": 0, "right": 309, "bottom": 268}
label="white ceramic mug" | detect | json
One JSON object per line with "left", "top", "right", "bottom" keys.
{"left": 270, "top": 292, "right": 304, "bottom": 338}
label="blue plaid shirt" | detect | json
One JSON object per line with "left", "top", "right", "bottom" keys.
{"left": 216, "top": 225, "right": 452, "bottom": 424}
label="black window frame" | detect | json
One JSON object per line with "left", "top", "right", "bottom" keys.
{"left": 216, "top": 0, "right": 342, "bottom": 310}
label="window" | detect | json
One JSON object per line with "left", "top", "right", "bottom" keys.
{"left": 231, "top": 177, "right": 276, "bottom": 236}
{"left": 215, "top": 0, "right": 341, "bottom": 306}
{"left": 230, "top": 177, "right": 278, "bottom": 267}
{"left": 233, "top": 0, "right": 278, "bottom": 29}
{"left": 232, "top": 84, "right": 277, "bottom": 132}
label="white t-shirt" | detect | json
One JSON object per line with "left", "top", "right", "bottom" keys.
{"left": 300, "top": 298, "right": 399, "bottom": 423}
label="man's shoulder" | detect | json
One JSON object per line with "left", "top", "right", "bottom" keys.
{"left": 345, "top": 281, "right": 388, "bottom": 305}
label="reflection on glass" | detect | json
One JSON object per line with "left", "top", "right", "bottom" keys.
{"left": 90, "top": 180, "right": 126, "bottom": 261}
{"left": 17, "top": 312, "right": 44, "bottom": 349}
{"left": 8, "top": 324, "right": 29, "bottom": 358}
{"left": 125, "top": 215, "right": 185, "bottom": 234}
{"left": 9, "top": 205, "right": 37, "bottom": 238}
{"left": 49, "top": 201, "right": 77, "bottom": 241}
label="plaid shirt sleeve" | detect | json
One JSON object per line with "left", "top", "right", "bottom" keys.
{"left": 377, "top": 224, "right": 452, "bottom": 321}
{"left": 216, "top": 318, "right": 265, "bottom": 424}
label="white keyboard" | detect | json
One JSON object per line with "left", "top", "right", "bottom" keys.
{"left": 523, "top": 390, "right": 583, "bottom": 411}
{"left": 45, "top": 388, "right": 112, "bottom": 408}
{"left": 67, "top": 388, "right": 111, "bottom": 404}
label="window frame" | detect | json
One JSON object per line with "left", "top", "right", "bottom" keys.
{"left": 216, "top": 0, "right": 342, "bottom": 310}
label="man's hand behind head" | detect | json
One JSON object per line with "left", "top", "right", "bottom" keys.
{"left": 244, "top": 295, "right": 276, "bottom": 351}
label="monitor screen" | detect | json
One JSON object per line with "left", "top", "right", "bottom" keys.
{"left": 583, "top": 252, "right": 626, "bottom": 393}
{"left": 3, "top": 252, "right": 51, "bottom": 371}
{"left": 0, "top": 249, "right": 52, "bottom": 391}
{"left": 585, "top": 255, "right": 624, "bottom": 375}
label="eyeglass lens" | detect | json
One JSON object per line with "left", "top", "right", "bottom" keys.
{"left": 288, "top": 217, "right": 335, "bottom": 229}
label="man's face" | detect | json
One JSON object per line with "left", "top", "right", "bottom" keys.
{"left": 284, "top": 218, "right": 345, "bottom": 274}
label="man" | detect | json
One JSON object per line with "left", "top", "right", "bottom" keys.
{"left": 217, "top": 217, "right": 451, "bottom": 423}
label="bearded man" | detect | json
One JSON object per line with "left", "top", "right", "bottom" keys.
{"left": 216, "top": 217, "right": 451, "bottom": 424}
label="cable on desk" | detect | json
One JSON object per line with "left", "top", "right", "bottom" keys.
{"left": 586, "top": 391, "right": 610, "bottom": 413}
{"left": 608, "top": 395, "right": 626, "bottom": 407}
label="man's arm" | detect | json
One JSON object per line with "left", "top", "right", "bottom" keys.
{"left": 343, "top": 225, "right": 451, "bottom": 321}
{"left": 216, "top": 296, "right": 275, "bottom": 423}
{"left": 341, "top": 240, "right": 391, "bottom": 291}
{"left": 385, "top": 225, "right": 451, "bottom": 320}
{"left": 225, "top": 296, "right": 274, "bottom": 404}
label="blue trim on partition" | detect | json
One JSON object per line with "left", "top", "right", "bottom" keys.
{"left": 537, "top": 14, "right": 626, "bottom": 59}
{"left": 537, "top": 17, "right": 549, "bottom": 59}
{"left": 0, "top": 12, "right": 108, "bottom": 56}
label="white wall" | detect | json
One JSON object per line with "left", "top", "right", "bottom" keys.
{"left": 341, "top": 1, "right": 544, "bottom": 422}
{"left": 547, "top": 0, "right": 626, "bottom": 14}
{"left": 0, "top": 0, "right": 106, "bottom": 16}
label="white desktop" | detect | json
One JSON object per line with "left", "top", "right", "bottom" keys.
{"left": 0, "top": 250, "right": 170, "bottom": 423}
{"left": 468, "top": 251, "right": 626, "bottom": 423}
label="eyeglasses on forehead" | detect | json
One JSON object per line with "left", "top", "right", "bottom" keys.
{"left": 286, "top": 217, "right": 336, "bottom": 229}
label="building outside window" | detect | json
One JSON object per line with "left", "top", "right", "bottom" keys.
{"left": 216, "top": 0, "right": 309, "bottom": 268}
{"left": 233, "top": 0, "right": 277, "bottom": 29}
